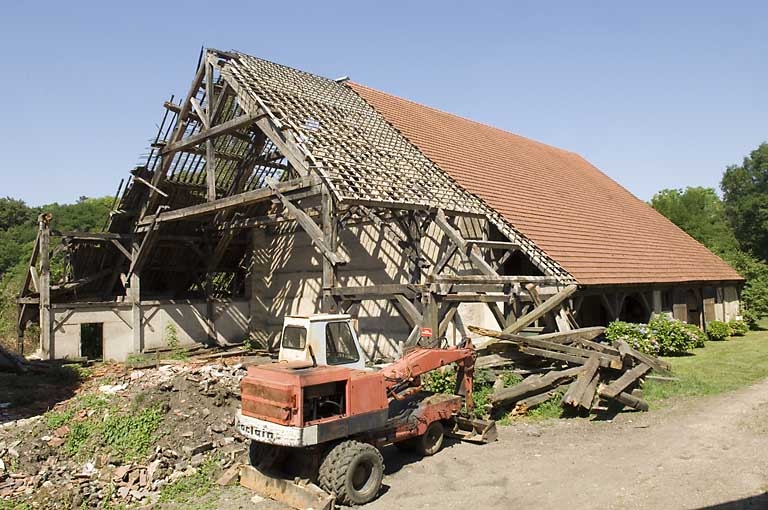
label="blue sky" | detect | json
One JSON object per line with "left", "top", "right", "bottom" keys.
{"left": 0, "top": 1, "right": 765, "bottom": 205}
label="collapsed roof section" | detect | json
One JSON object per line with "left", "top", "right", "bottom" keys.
{"left": 117, "top": 49, "right": 572, "bottom": 284}
{"left": 19, "top": 48, "right": 572, "bottom": 312}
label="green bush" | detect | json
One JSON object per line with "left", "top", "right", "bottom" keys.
{"left": 706, "top": 320, "right": 732, "bottom": 341}
{"left": 683, "top": 323, "right": 708, "bottom": 348}
{"left": 605, "top": 321, "right": 658, "bottom": 356}
{"left": 606, "top": 316, "right": 700, "bottom": 356}
{"left": 647, "top": 315, "right": 698, "bottom": 356}
{"left": 728, "top": 319, "right": 749, "bottom": 336}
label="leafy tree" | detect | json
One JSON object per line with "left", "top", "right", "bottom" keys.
{"left": 721, "top": 143, "right": 768, "bottom": 261}
{"left": 651, "top": 182, "right": 768, "bottom": 327}
{"left": 0, "top": 197, "right": 33, "bottom": 231}
{"left": 650, "top": 187, "right": 738, "bottom": 256}
{"left": 0, "top": 196, "right": 113, "bottom": 351}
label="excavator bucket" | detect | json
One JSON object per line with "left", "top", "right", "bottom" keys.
{"left": 448, "top": 416, "right": 498, "bottom": 444}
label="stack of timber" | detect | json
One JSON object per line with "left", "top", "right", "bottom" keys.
{"left": 468, "top": 326, "right": 671, "bottom": 416}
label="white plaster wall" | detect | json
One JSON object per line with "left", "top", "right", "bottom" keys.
{"left": 142, "top": 300, "right": 250, "bottom": 351}
{"left": 251, "top": 218, "right": 497, "bottom": 359}
{"left": 52, "top": 300, "right": 249, "bottom": 362}
{"left": 52, "top": 307, "right": 132, "bottom": 361}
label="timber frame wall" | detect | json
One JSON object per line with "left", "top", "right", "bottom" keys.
{"left": 15, "top": 49, "right": 740, "bottom": 360}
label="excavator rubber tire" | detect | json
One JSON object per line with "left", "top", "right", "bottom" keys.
{"left": 318, "top": 440, "right": 384, "bottom": 505}
{"left": 415, "top": 420, "right": 445, "bottom": 456}
{"left": 249, "top": 441, "right": 287, "bottom": 471}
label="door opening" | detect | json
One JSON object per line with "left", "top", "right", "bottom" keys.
{"left": 81, "top": 323, "right": 103, "bottom": 360}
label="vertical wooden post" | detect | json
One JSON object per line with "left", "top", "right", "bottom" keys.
{"left": 321, "top": 187, "right": 338, "bottom": 313}
{"left": 206, "top": 299, "right": 216, "bottom": 345}
{"left": 131, "top": 242, "right": 143, "bottom": 354}
{"left": 652, "top": 290, "right": 662, "bottom": 315}
{"left": 423, "top": 292, "right": 440, "bottom": 347}
{"left": 205, "top": 61, "right": 217, "bottom": 202}
{"left": 38, "top": 214, "right": 53, "bottom": 359}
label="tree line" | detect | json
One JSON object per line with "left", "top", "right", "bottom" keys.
{"left": 651, "top": 142, "right": 768, "bottom": 326}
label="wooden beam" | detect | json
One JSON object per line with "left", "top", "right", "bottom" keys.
{"left": 60, "top": 232, "right": 133, "bottom": 240}
{"left": 466, "top": 240, "right": 521, "bottom": 251}
{"left": 131, "top": 241, "right": 143, "bottom": 354}
{"left": 321, "top": 187, "right": 339, "bottom": 312}
{"left": 128, "top": 222, "right": 160, "bottom": 277}
{"left": 562, "top": 354, "right": 601, "bottom": 410}
{"left": 110, "top": 239, "right": 132, "bottom": 261}
{"left": 599, "top": 363, "right": 651, "bottom": 399}
{"left": 266, "top": 179, "right": 349, "bottom": 266}
{"left": 502, "top": 284, "right": 578, "bottom": 334}
{"left": 491, "top": 366, "right": 584, "bottom": 408}
{"left": 205, "top": 61, "right": 216, "bottom": 202}
{"left": 137, "top": 176, "right": 320, "bottom": 226}
{"left": 442, "top": 293, "right": 512, "bottom": 303}
{"left": 430, "top": 274, "right": 560, "bottom": 285}
{"left": 330, "top": 285, "right": 423, "bottom": 300}
{"left": 189, "top": 97, "right": 209, "bottom": 129}
{"left": 38, "top": 215, "right": 52, "bottom": 359}
{"left": 486, "top": 301, "right": 507, "bottom": 329}
{"left": 50, "top": 268, "right": 113, "bottom": 293}
{"left": 161, "top": 112, "right": 263, "bottom": 156}
{"left": 392, "top": 294, "right": 424, "bottom": 327}
{"left": 19, "top": 229, "right": 41, "bottom": 298}
{"left": 144, "top": 60, "right": 207, "bottom": 216}
{"left": 433, "top": 209, "right": 497, "bottom": 276}
{"left": 438, "top": 303, "right": 458, "bottom": 337}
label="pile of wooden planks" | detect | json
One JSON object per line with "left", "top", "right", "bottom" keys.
{"left": 468, "top": 326, "right": 671, "bottom": 416}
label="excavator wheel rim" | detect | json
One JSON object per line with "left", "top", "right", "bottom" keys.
{"left": 318, "top": 440, "right": 384, "bottom": 505}
{"left": 419, "top": 420, "right": 445, "bottom": 456}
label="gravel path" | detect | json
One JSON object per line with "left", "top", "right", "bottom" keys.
{"left": 362, "top": 379, "right": 768, "bottom": 510}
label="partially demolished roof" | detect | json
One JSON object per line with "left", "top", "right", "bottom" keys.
{"left": 348, "top": 83, "right": 743, "bottom": 285}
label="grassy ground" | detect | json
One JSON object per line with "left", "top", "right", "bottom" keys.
{"left": 645, "top": 323, "right": 768, "bottom": 405}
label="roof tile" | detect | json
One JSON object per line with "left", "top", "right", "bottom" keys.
{"left": 349, "top": 82, "right": 743, "bottom": 286}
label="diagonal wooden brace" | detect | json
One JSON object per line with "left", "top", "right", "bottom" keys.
{"left": 266, "top": 179, "right": 349, "bottom": 266}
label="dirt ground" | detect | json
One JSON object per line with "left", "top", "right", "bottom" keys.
{"left": 244, "top": 378, "right": 768, "bottom": 510}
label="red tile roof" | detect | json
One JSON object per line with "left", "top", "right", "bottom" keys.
{"left": 348, "top": 82, "right": 743, "bottom": 286}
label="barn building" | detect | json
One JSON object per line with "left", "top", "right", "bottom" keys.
{"left": 17, "top": 49, "right": 742, "bottom": 361}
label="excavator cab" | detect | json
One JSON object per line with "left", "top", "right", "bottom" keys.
{"left": 277, "top": 314, "right": 366, "bottom": 371}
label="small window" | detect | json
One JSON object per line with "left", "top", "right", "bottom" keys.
{"left": 325, "top": 321, "right": 359, "bottom": 365}
{"left": 281, "top": 326, "right": 307, "bottom": 350}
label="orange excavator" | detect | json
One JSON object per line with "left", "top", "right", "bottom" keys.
{"left": 237, "top": 314, "right": 497, "bottom": 505}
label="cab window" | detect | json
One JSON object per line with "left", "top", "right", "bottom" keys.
{"left": 325, "top": 321, "right": 359, "bottom": 365}
{"left": 281, "top": 326, "right": 307, "bottom": 350}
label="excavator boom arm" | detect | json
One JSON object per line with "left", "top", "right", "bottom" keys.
{"left": 381, "top": 344, "right": 477, "bottom": 410}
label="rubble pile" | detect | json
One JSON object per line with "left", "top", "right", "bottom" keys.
{"left": 0, "top": 361, "right": 251, "bottom": 508}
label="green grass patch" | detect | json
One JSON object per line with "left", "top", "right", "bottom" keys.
{"left": 101, "top": 405, "right": 164, "bottom": 459}
{"left": 159, "top": 457, "right": 219, "bottom": 506}
{"left": 645, "top": 323, "right": 768, "bottom": 405}
{"left": 43, "top": 391, "right": 164, "bottom": 461}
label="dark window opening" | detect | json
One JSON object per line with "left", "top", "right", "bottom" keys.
{"left": 325, "top": 321, "right": 359, "bottom": 365}
{"left": 661, "top": 290, "right": 672, "bottom": 311}
{"left": 281, "top": 326, "right": 307, "bottom": 350}
{"left": 81, "top": 323, "right": 103, "bottom": 360}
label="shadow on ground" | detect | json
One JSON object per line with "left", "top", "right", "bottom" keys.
{"left": 380, "top": 437, "right": 464, "bottom": 475}
{"left": 0, "top": 364, "right": 86, "bottom": 423}
{"left": 692, "top": 493, "right": 768, "bottom": 509}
